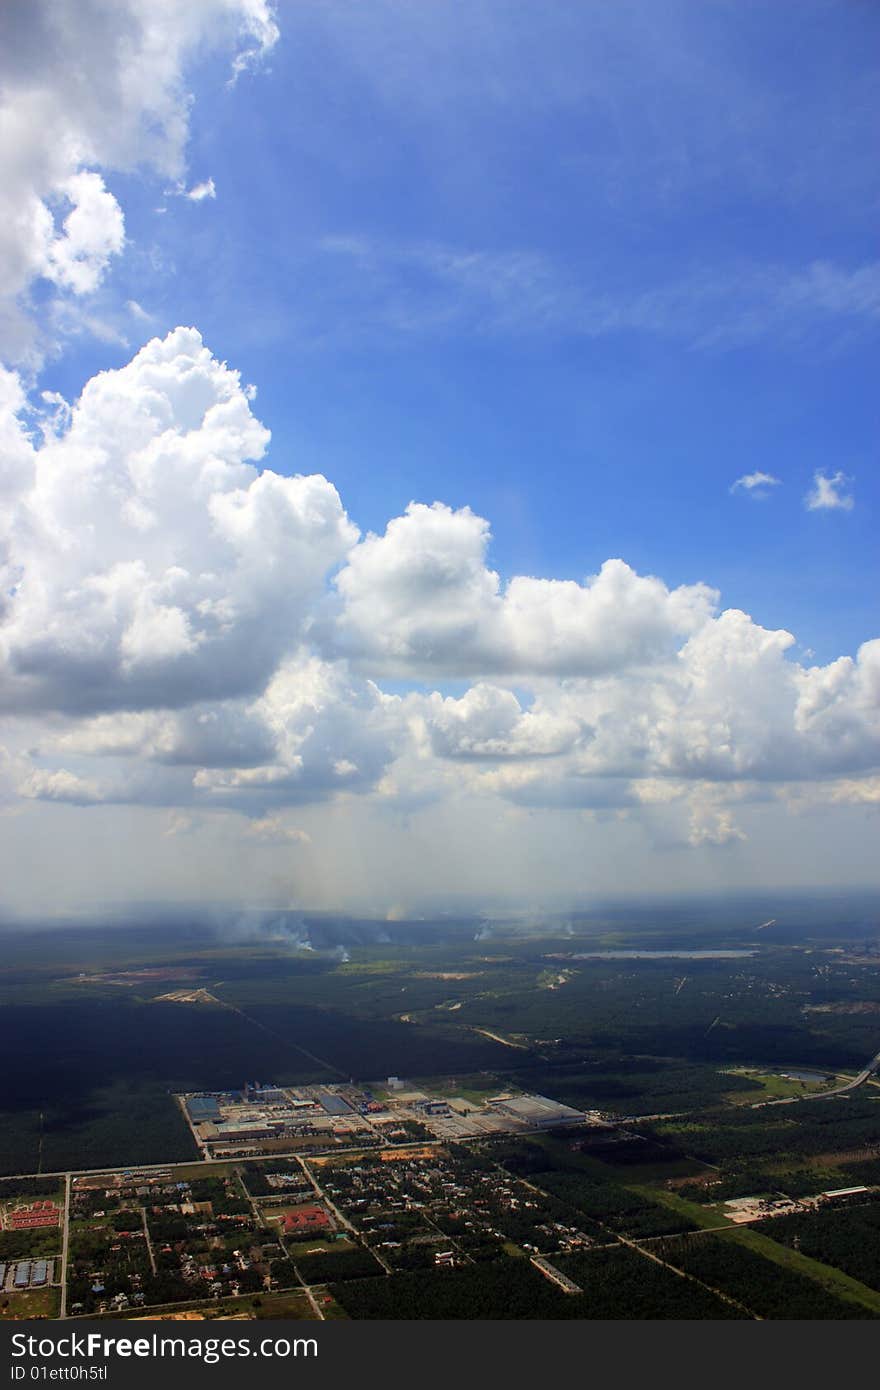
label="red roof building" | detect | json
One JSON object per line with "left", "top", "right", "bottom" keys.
{"left": 5, "top": 1202, "right": 61, "bottom": 1230}
{"left": 282, "top": 1206, "right": 330, "bottom": 1235}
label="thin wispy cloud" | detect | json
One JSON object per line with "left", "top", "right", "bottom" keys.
{"left": 126, "top": 299, "right": 153, "bottom": 322}
{"left": 297, "top": 2, "right": 876, "bottom": 217}
{"left": 315, "top": 238, "right": 880, "bottom": 353}
{"left": 730, "top": 471, "right": 781, "bottom": 498}
{"left": 183, "top": 178, "right": 217, "bottom": 203}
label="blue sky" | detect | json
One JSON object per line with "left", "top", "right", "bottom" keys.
{"left": 0, "top": 1, "right": 877, "bottom": 914}
{"left": 44, "top": 0, "right": 878, "bottom": 662}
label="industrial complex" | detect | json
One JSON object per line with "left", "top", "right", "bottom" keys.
{"left": 179, "top": 1080, "right": 598, "bottom": 1159}
{"left": 1, "top": 1064, "right": 877, "bottom": 1324}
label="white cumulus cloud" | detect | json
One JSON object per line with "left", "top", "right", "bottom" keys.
{"left": 1, "top": 338, "right": 877, "bottom": 845}
{"left": 333, "top": 500, "right": 717, "bottom": 678}
{"left": 0, "top": 327, "right": 357, "bottom": 715}
{"left": 805, "top": 469, "right": 854, "bottom": 512}
{"left": 0, "top": 0, "right": 277, "bottom": 361}
{"left": 190, "top": 657, "right": 405, "bottom": 807}
{"left": 424, "top": 683, "right": 582, "bottom": 760}
{"left": 416, "top": 611, "right": 880, "bottom": 801}
{"left": 244, "top": 816, "right": 311, "bottom": 845}
{"left": 19, "top": 767, "right": 102, "bottom": 805}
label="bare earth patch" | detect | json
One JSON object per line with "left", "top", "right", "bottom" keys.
{"left": 805, "top": 1001, "right": 880, "bottom": 1015}
{"left": 152, "top": 988, "right": 223, "bottom": 1006}
{"left": 413, "top": 971, "right": 483, "bottom": 980}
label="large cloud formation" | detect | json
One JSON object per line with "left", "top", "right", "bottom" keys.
{"left": 334, "top": 501, "right": 716, "bottom": 677}
{"left": 20, "top": 653, "right": 403, "bottom": 814}
{"left": 2, "top": 327, "right": 878, "bottom": 839}
{"left": 417, "top": 616, "right": 880, "bottom": 786}
{"left": 1, "top": 328, "right": 356, "bottom": 715}
{"left": 0, "top": 4, "right": 876, "bottom": 913}
{"left": 0, "top": 0, "right": 278, "bottom": 360}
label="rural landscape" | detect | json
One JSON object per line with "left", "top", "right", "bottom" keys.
{"left": 2, "top": 896, "right": 880, "bottom": 1320}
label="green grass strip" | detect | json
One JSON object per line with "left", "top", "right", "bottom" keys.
{"left": 720, "top": 1226, "right": 880, "bottom": 1317}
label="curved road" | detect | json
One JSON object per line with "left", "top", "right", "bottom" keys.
{"left": 752, "top": 1049, "right": 880, "bottom": 1107}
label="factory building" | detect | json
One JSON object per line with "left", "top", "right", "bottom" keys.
{"left": 197, "top": 1120, "right": 276, "bottom": 1143}
{"left": 491, "top": 1095, "right": 585, "bottom": 1129}
{"left": 13, "top": 1262, "right": 30, "bottom": 1289}
{"left": 316, "top": 1089, "right": 352, "bottom": 1115}
{"left": 186, "top": 1096, "right": 222, "bottom": 1124}
{"left": 531, "top": 1255, "right": 583, "bottom": 1294}
{"left": 244, "top": 1083, "right": 286, "bottom": 1103}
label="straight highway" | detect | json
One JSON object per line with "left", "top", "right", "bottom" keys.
{"left": 59, "top": 1172, "right": 71, "bottom": 1318}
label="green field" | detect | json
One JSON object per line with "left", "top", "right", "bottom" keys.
{"left": 0, "top": 1286, "right": 61, "bottom": 1321}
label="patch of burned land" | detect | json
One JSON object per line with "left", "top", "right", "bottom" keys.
{"left": 66, "top": 967, "right": 205, "bottom": 987}
{"left": 808, "top": 1148, "right": 880, "bottom": 1168}
{"left": 805, "top": 1001, "right": 880, "bottom": 1016}
{"left": 663, "top": 1170, "right": 721, "bottom": 1189}
{"left": 152, "top": 989, "right": 223, "bottom": 1006}
{"left": 412, "top": 971, "right": 484, "bottom": 980}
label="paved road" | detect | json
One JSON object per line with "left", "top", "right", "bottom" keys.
{"left": 485, "top": 1152, "right": 758, "bottom": 1318}
{"left": 612, "top": 1228, "right": 759, "bottom": 1319}
{"left": 239, "top": 1170, "right": 326, "bottom": 1320}
{"left": 752, "top": 1048, "right": 880, "bottom": 1108}
{"left": 59, "top": 1173, "right": 71, "bottom": 1318}
{"left": 141, "top": 1205, "right": 157, "bottom": 1275}
{"left": 0, "top": 1138, "right": 441, "bottom": 1186}
{"left": 618, "top": 1111, "right": 689, "bottom": 1123}
{"left": 296, "top": 1154, "right": 398, "bottom": 1275}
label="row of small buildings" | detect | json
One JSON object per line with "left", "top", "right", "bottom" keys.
{"left": 2, "top": 1200, "right": 61, "bottom": 1230}
{"left": 1, "top": 1259, "right": 52, "bottom": 1291}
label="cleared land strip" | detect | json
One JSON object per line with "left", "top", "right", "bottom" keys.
{"left": 483, "top": 1157, "right": 756, "bottom": 1318}
{"left": 469, "top": 1027, "right": 529, "bottom": 1050}
{"left": 626, "top": 1185, "right": 735, "bottom": 1231}
{"left": 723, "top": 1225, "right": 880, "bottom": 1316}
{"left": 613, "top": 1230, "right": 757, "bottom": 1319}
{"left": 629, "top": 1183, "right": 880, "bottom": 1317}
{"left": 221, "top": 1003, "right": 349, "bottom": 1080}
